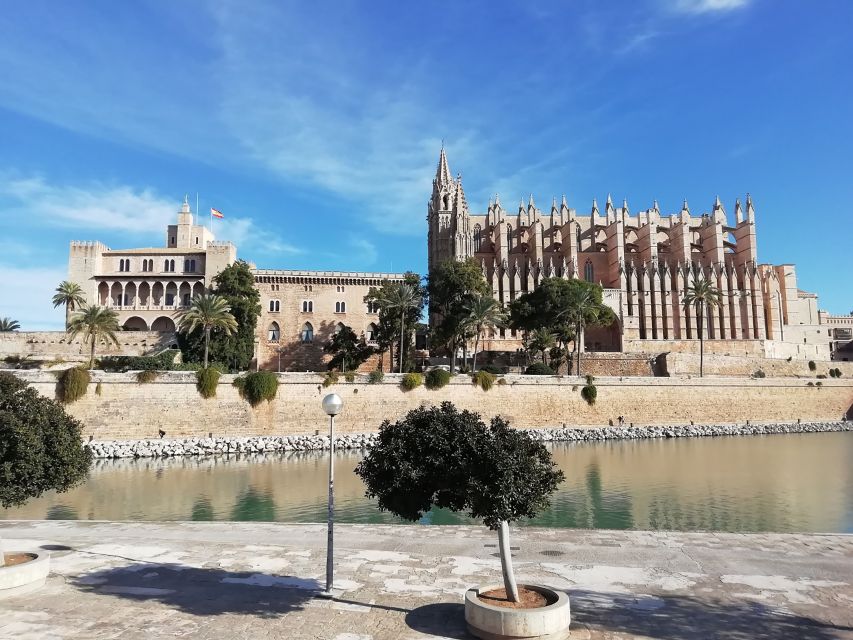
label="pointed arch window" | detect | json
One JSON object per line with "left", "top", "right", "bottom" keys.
{"left": 506, "top": 224, "right": 513, "bottom": 251}
{"left": 184, "top": 259, "right": 191, "bottom": 272}
{"left": 268, "top": 321, "right": 280, "bottom": 342}
{"left": 366, "top": 323, "right": 378, "bottom": 343}
{"left": 576, "top": 225, "right": 582, "bottom": 252}
{"left": 300, "top": 322, "right": 314, "bottom": 343}
{"left": 584, "top": 260, "right": 594, "bottom": 282}
{"left": 473, "top": 224, "right": 482, "bottom": 252}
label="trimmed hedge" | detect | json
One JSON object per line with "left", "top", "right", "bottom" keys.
{"left": 525, "top": 363, "right": 555, "bottom": 375}
{"left": 471, "top": 370, "right": 496, "bottom": 391}
{"left": 322, "top": 371, "right": 339, "bottom": 388}
{"left": 478, "top": 364, "right": 504, "bottom": 375}
{"left": 196, "top": 367, "right": 220, "bottom": 399}
{"left": 400, "top": 372, "right": 423, "bottom": 391}
{"left": 58, "top": 367, "right": 90, "bottom": 404}
{"left": 98, "top": 350, "right": 178, "bottom": 372}
{"left": 425, "top": 368, "right": 451, "bottom": 390}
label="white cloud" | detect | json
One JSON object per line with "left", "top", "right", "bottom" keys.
{"left": 0, "top": 264, "right": 66, "bottom": 330}
{"left": 671, "top": 0, "right": 750, "bottom": 14}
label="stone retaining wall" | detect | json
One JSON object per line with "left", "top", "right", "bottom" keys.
{"left": 11, "top": 370, "right": 853, "bottom": 441}
{"left": 0, "top": 331, "right": 175, "bottom": 361}
{"left": 662, "top": 352, "right": 853, "bottom": 378}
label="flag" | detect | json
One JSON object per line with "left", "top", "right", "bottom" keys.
{"left": 211, "top": 207, "right": 224, "bottom": 219}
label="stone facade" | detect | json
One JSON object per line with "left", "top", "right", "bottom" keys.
{"left": 0, "top": 331, "right": 174, "bottom": 361}
{"left": 819, "top": 311, "right": 853, "bottom": 361}
{"left": 427, "top": 148, "right": 832, "bottom": 360}
{"left": 12, "top": 371, "right": 853, "bottom": 441}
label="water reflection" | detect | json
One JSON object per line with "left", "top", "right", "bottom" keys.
{"left": 3, "top": 432, "right": 852, "bottom": 533}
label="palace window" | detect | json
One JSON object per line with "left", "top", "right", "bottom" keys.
{"left": 301, "top": 322, "right": 314, "bottom": 343}
{"left": 164, "top": 259, "right": 175, "bottom": 273}
{"left": 367, "top": 301, "right": 380, "bottom": 314}
{"left": 268, "top": 322, "right": 280, "bottom": 342}
{"left": 183, "top": 293, "right": 191, "bottom": 306}
{"left": 165, "top": 293, "right": 175, "bottom": 306}
{"left": 269, "top": 299, "right": 280, "bottom": 312}
{"left": 336, "top": 285, "right": 346, "bottom": 293}
{"left": 302, "top": 300, "right": 313, "bottom": 313}
{"left": 474, "top": 224, "right": 482, "bottom": 252}
{"left": 584, "top": 260, "right": 594, "bottom": 282}
{"left": 335, "top": 301, "right": 346, "bottom": 313}
{"left": 366, "top": 323, "right": 378, "bottom": 343}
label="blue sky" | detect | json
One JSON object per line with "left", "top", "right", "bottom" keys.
{"left": 1, "top": 0, "right": 851, "bottom": 329}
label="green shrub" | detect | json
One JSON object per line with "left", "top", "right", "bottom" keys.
{"left": 816, "top": 374, "right": 827, "bottom": 379}
{"left": 368, "top": 370, "right": 384, "bottom": 384}
{"left": 196, "top": 367, "right": 220, "bottom": 399}
{"left": 425, "top": 368, "right": 451, "bottom": 390}
{"left": 322, "top": 371, "right": 339, "bottom": 388}
{"left": 808, "top": 360, "right": 816, "bottom": 371}
{"left": 581, "top": 383, "right": 597, "bottom": 405}
{"left": 525, "top": 363, "right": 554, "bottom": 375}
{"left": 135, "top": 370, "right": 159, "bottom": 384}
{"left": 585, "top": 374, "right": 595, "bottom": 385}
{"left": 829, "top": 369, "right": 837, "bottom": 378}
{"left": 98, "top": 350, "right": 178, "bottom": 372}
{"left": 807, "top": 381, "right": 815, "bottom": 387}
{"left": 479, "top": 364, "right": 504, "bottom": 375}
{"left": 58, "top": 367, "right": 90, "bottom": 404}
{"left": 344, "top": 371, "right": 356, "bottom": 383}
{"left": 753, "top": 369, "right": 766, "bottom": 379}
{"left": 835, "top": 368, "right": 843, "bottom": 378}
{"left": 400, "top": 372, "right": 423, "bottom": 391}
{"left": 816, "top": 381, "right": 823, "bottom": 387}
{"left": 472, "top": 370, "right": 496, "bottom": 391}
{"left": 236, "top": 371, "right": 278, "bottom": 407}
{"left": 497, "top": 377, "right": 507, "bottom": 385}
{"left": 0, "top": 372, "right": 92, "bottom": 508}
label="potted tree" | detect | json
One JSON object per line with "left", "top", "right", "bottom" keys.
{"left": 355, "top": 402, "right": 569, "bottom": 640}
{"left": 0, "top": 372, "right": 92, "bottom": 597}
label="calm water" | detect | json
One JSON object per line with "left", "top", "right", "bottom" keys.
{"left": 4, "top": 432, "right": 853, "bottom": 533}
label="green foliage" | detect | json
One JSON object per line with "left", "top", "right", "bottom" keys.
{"left": 355, "top": 402, "right": 564, "bottom": 529}
{"left": 0, "top": 317, "right": 21, "bottom": 331}
{"left": 235, "top": 371, "right": 278, "bottom": 407}
{"left": 400, "top": 372, "right": 423, "bottom": 391}
{"left": 368, "top": 369, "right": 384, "bottom": 384}
{"left": 196, "top": 367, "right": 221, "bottom": 399}
{"left": 176, "top": 293, "right": 239, "bottom": 368}
{"left": 58, "top": 367, "right": 91, "bottom": 404}
{"left": 52, "top": 281, "right": 86, "bottom": 328}
{"left": 322, "top": 371, "right": 339, "bottom": 387}
{"left": 177, "top": 260, "right": 261, "bottom": 371}
{"left": 816, "top": 374, "right": 827, "bottom": 379}
{"left": 365, "top": 273, "right": 426, "bottom": 373}
{"left": 808, "top": 360, "right": 816, "bottom": 371}
{"left": 834, "top": 368, "right": 843, "bottom": 378}
{"left": 344, "top": 371, "right": 356, "bottom": 383}
{"left": 472, "top": 370, "right": 496, "bottom": 391}
{"left": 0, "top": 372, "right": 92, "bottom": 508}
{"left": 135, "top": 370, "right": 159, "bottom": 384}
{"left": 98, "top": 350, "right": 179, "bottom": 372}
{"left": 586, "top": 374, "right": 595, "bottom": 385}
{"left": 816, "top": 381, "right": 823, "bottom": 387}
{"left": 425, "top": 368, "right": 451, "bottom": 390}
{"left": 581, "top": 383, "right": 597, "bottom": 405}
{"left": 753, "top": 369, "right": 766, "bottom": 378}
{"left": 828, "top": 368, "right": 837, "bottom": 378}
{"left": 323, "top": 325, "right": 374, "bottom": 372}
{"left": 428, "top": 258, "right": 490, "bottom": 364}
{"left": 807, "top": 381, "right": 815, "bottom": 387}
{"left": 525, "top": 362, "right": 555, "bottom": 375}
{"left": 67, "top": 304, "right": 121, "bottom": 368}
{"left": 497, "top": 377, "right": 507, "bottom": 385}
{"left": 3, "top": 355, "right": 37, "bottom": 369}
{"left": 478, "top": 364, "right": 504, "bottom": 375}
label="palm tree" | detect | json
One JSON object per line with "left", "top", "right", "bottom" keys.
{"left": 175, "top": 294, "right": 238, "bottom": 368}
{"left": 67, "top": 305, "right": 121, "bottom": 368}
{"left": 0, "top": 317, "right": 21, "bottom": 331}
{"left": 52, "top": 281, "right": 86, "bottom": 328}
{"left": 682, "top": 275, "right": 722, "bottom": 377}
{"left": 526, "top": 328, "right": 556, "bottom": 365}
{"left": 377, "top": 283, "right": 422, "bottom": 373}
{"left": 465, "top": 293, "right": 507, "bottom": 372}
{"left": 561, "top": 288, "right": 615, "bottom": 376}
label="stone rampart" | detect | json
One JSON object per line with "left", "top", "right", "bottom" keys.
{"left": 11, "top": 371, "right": 853, "bottom": 441}
{"left": 662, "top": 353, "right": 853, "bottom": 378}
{"left": 0, "top": 331, "right": 176, "bottom": 361}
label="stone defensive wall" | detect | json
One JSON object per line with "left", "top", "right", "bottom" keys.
{"left": 10, "top": 371, "right": 853, "bottom": 442}
{"left": 660, "top": 352, "right": 853, "bottom": 378}
{"left": 0, "top": 331, "right": 176, "bottom": 361}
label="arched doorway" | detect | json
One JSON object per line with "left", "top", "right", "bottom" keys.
{"left": 123, "top": 316, "right": 148, "bottom": 331}
{"left": 151, "top": 316, "right": 176, "bottom": 332}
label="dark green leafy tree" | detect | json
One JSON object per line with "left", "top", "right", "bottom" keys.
{"left": 0, "top": 372, "right": 92, "bottom": 565}
{"left": 177, "top": 260, "right": 261, "bottom": 371}
{"left": 175, "top": 294, "right": 238, "bottom": 368}
{"left": 428, "top": 258, "right": 490, "bottom": 372}
{"left": 356, "top": 402, "right": 563, "bottom": 602}
{"left": 323, "top": 325, "right": 374, "bottom": 372}
{"left": 365, "top": 273, "right": 425, "bottom": 373}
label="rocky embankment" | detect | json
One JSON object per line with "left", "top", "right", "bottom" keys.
{"left": 86, "top": 420, "right": 852, "bottom": 458}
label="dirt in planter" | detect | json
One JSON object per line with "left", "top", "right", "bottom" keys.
{"left": 477, "top": 586, "right": 555, "bottom": 609}
{"left": 3, "top": 553, "right": 37, "bottom": 567}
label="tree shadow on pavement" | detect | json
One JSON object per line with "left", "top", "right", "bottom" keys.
{"left": 72, "top": 562, "right": 322, "bottom": 618}
{"left": 571, "top": 590, "right": 853, "bottom": 640}
{"left": 405, "top": 602, "right": 469, "bottom": 638}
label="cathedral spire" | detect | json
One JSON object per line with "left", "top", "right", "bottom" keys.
{"left": 734, "top": 197, "right": 743, "bottom": 224}
{"left": 591, "top": 198, "right": 599, "bottom": 216}
{"left": 435, "top": 147, "right": 452, "bottom": 185}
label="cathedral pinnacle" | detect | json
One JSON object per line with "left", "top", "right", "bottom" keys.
{"left": 528, "top": 193, "right": 535, "bottom": 208}
{"left": 435, "top": 147, "right": 452, "bottom": 185}
{"left": 591, "top": 198, "right": 600, "bottom": 215}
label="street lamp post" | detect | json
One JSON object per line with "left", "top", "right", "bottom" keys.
{"left": 321, "top": 393, "right": 343, "bottom": 595}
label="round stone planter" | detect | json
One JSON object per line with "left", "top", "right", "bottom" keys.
{"left": 465, "top": 584, "right": 571, "bottom": 640}
{"left": 0, "top": 551, "right": 51, "bottom": 599}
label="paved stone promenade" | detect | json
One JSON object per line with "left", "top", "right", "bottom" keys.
{"left": 1, "top": 521, "right": 852, "bottom": 639}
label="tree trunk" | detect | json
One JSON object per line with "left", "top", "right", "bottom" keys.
{"left": 472, "top": 330, "right": 480, "bottom": 372}
{"left": 576, "top": 323, "right": 582, "bottom": 376}
{"left": 462, "top": 342, "right": 468, "bottom": 371}
{"left": 89, "top": 336, "right": 96, "bottom": 370}
{"left": 65, "top": 304, "right": 71, "bottom": 330}
{"left": 450, "top": 337, "right": 457, "bottom": 373}
{"left": 498, "top": 520, "right": 520, "bottom": 602}
{"left": 204, "top": 327, "right": 210, "bottom": 369}
{"left": 698, "top": 304, "right": 704, "bottom": 378}
{"left": 398, "top": 314, "right": 405, "bottom": 374}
